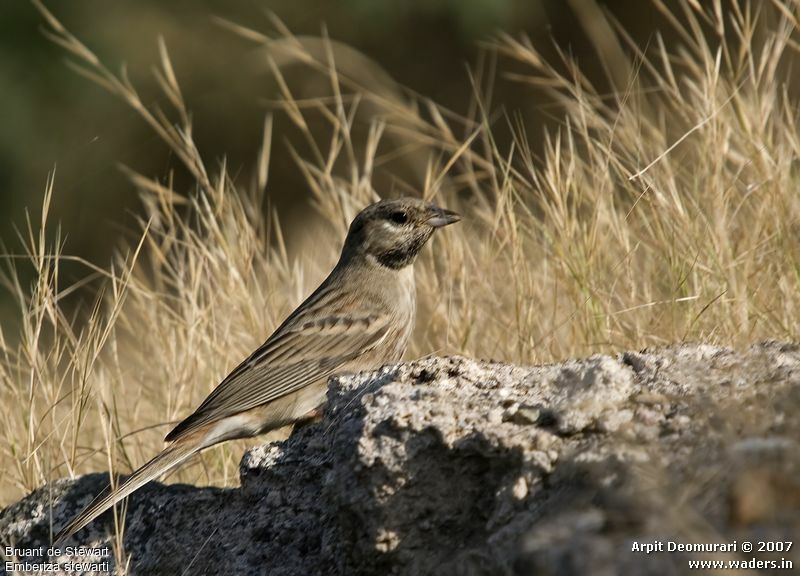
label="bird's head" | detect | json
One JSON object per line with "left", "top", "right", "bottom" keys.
{"left": 342, "top": 197, "right": 460, "bottom": 269}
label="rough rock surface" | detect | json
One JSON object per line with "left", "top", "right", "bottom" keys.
{"left": 2, "top": 343, "right": 799, "bottom": 575}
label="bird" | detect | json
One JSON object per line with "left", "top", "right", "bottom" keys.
{"left": 54, "top": 197, "right": 460, "bottom": 543}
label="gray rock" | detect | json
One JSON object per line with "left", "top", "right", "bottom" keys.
{"left": 2, "top": 343, "right": 799, "bottom": 575}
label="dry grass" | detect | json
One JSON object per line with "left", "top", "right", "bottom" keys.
{"left": 2, "top": 0, "right": 799, "bottom": 539}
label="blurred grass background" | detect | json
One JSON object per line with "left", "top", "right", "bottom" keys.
{"left": 0, "top": 0, "right": 675, "bottom": 331}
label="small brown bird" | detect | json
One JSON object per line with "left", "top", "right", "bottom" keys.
{"left": 54, "top": 197, "right": 460, "bottom": 543}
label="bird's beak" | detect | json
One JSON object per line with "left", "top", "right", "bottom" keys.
{"left": 426, "top": 206, "right": 461, "bottom": 228}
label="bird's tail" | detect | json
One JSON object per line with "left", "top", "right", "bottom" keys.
{"left": 53, "top": 437, "right": 202, "bottom": 544}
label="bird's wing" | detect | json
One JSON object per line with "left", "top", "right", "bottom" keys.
{"left": 165, "top": 306, "right": 391, "bottom": 442}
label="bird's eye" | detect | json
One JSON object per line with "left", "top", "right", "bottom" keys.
{"left": 388, "top": 211, "right": 409, "bottom": 225}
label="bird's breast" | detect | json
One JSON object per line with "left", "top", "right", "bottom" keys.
{"left": 383, "top": 264, "right": 416, "bottom": 362}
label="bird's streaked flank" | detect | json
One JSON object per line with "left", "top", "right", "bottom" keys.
{"left": 53, "top": 197, "right": 459, "bottom": 543}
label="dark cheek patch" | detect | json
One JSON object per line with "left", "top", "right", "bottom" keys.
{"left": 376, "top": 230, "right": 431, "bottom": 269}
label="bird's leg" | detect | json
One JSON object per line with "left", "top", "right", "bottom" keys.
{"left": 293, "top": 403, "right": 327, "bottom": 430}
